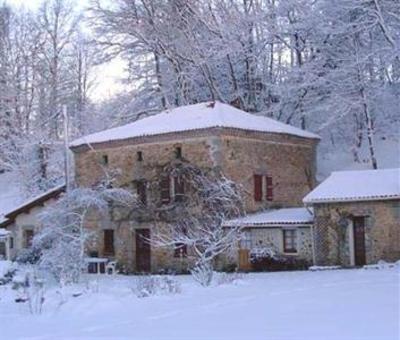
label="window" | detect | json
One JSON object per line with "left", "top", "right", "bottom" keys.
{"left": 173, "top": 176, "right": 185, "bottom": 202}
{"left": 136, "top": 180, "right": 147, "bottom": 205}
{"left": 9, "top": 237, "right": 13, "bottom": 249}
{"left": 160, "top": 176, "right": 171, "bottom": 204}
{"left": 24, "top": 230, "right": 34, "bottom": 248}
{"left": 137, "top": 151, "right": 143, "bottom": 162}
{"left": 174, "top": 243, "right": 187, "bottom": 258}
{"left": 254, "top": 174, "right": 274, "bottom": 202}
{"left": 283, "top": 229, "right": 297, "bottom": 253}
{"left": 254, "top": 174, "right": 263, "bottom": 201}
{"left": 101, "top": 155, "right": 108, "bottom": 165}
{"left": 175, "top": 146, "right": 182, "bottom": 159}
{"left": 240, "top": 230, "right": 252, "bottom": 250}
{"left": 103, "top": 229, "right": 114, "bottom": 256}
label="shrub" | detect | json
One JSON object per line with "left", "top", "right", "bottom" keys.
{"left": 250, "top": 247, "right": 309, "bottom": 271}
{"left": 133, "top": 275, "right": 181, "bottom": 298}
{"left": 215, "top": 272, "right": 244, "bottom": 285}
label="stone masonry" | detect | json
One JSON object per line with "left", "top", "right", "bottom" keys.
{"left": 72, "top": 128, "right": 319, "bottom": 272}
{"left": 313, "top": 200, "right": 400, "bottom": 266}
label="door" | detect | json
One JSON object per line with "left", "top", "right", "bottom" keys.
{"left": 238, "top": 249, "right": 251, "bottom": 271}
{"left": 353, "top": 217, "right": 366, "bottom": 266}
{"left": 135, "top": 229, "right": 151, "bottom": 272}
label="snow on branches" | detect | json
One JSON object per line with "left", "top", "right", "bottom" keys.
{"left": 150, "top": 163, "right": 244, "bottom": 286}
{"left": 33, "top": 184, "right": 135, "bottom": 285}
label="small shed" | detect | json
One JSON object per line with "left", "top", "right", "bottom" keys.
{"left": 224, "top": 207, "right": 314, "bottom": 270}
{"left": 303, "top": 168, "right": 400, "bottom": 266}
{"left": 0, "top": 185, "right": 65, "bottom": 259}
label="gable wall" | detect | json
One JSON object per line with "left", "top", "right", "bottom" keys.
{"left": 313, "top": 200, "right": 400, "bottom": 266}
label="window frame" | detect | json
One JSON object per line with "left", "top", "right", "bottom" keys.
{"left": 174, "top": 242, "right": 187, "bottom": 258}
{"left": 24, "top": 229, "right": 34, "bottom": 248}
{"left": 282, "top": 229, "right": 298, "bottom": 254}
{"left": 103, "top": 229, "right": 115, "bottom": 256}
{"left": 101, "top": 154, "right": 109, "bottom": 165}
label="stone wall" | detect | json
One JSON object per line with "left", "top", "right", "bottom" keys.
{"left": 217, "top": 226, "right": 313, "bottom": 271}
{"left": 72, "top": 128, "right": 318, "bottom": 272}
{"left": 313, "top": 200, "right": 400, "bottom": 266}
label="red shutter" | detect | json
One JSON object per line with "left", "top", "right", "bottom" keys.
{"left": 266, "top": 176, "right": 273, "bottom": 201}
{"left": 160, "top": 176, "right": 171, "bottom": 204}
{"left": 254, "top": 174, "right": 262, "bottom": 202}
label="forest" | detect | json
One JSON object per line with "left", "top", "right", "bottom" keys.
{"left": 0, "top": 0, "right": 399, "bottom": 198}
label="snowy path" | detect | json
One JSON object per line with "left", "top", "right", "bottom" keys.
{"left": 0, "top": 268, "right": 398, "bottom": 340}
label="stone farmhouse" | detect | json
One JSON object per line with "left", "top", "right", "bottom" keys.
{"left": 1, "top": 101, "right": 398, "bottom": 272}
{"left": 69, "top": 101, "right": 320, "bottom": 273}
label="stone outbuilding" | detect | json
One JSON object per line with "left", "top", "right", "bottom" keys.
{"left": 303, "top": 168, "right": 400, "bottom": 267}
{"left": 70, "top": 101, "right": 320, "bottom": 273}
{"left": 223, "top": 207, "right": 314, "bottom": 271}
{"left": 0, "top": 185, "right": 65, "bottom": 259}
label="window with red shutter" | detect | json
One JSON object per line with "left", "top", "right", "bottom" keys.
{"left": 136, "top": 180, "right": 147, "bottom": 205}
{"left": 266, "top": 176, "right": 273, "bottom": 201}
{"left": 254, "top": 174, "right": 262, "bottom": 201}
{"left": 103, "top": 229, "right": 115, "bottom": 256}
{"left": 174, "top": 176, "right": 184, "bottom": 202}
{"left": 160, "top": 176, "right": 171, "bottom": 204}
{"left": 174, "top": 243, "right": 187, "bottom": 258}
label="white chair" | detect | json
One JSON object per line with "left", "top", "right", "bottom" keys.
{"left": 106, "top": 261, "right": 117, "bottom": 275}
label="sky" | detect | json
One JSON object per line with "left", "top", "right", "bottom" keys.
{"left": 6, "top": 0, "right": 126, "bottom": 102}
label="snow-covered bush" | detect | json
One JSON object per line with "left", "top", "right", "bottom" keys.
{"left": 250, "top": 247, "right": 309, "bottom": 271}
{"left": 250, "top": 246, "right": 277, "bottom": 261}
{"left": 0, "top": 261, "right": 16, "bottom": 285}
{"left": 133, "top": 275, "right": 181, "bottom": 298}
{"left": 215, "top": 272, "right": 244, "bottom": 286}
{"left": 151, "top": 164, "right": 244, "bottom": 287}
{"left": 13, "top": 270, "right": 45, "bottom": 314}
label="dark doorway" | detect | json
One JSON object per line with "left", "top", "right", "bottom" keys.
{"left": 135, "top": 229, "right": 151, "bottom": 272}
{"left": 353, "top": 217, "right": 366, "bottom": 266}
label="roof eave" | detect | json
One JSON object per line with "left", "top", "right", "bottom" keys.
{"left": 70, "top": 126, "right": 320, "bottom": 152}
{"left": 303, "top": 194, "right": 400, "bottom": 205}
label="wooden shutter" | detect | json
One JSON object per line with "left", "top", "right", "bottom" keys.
{"left": 103, "top": 229, "right": 114, "bottom": 255}
{"left": 160, "top": 176, "right": 171, "bottom": 204}
{"left": 174, "top": 176, "right": 184, "bottom": 202}
{"left": 136, "top": 180, "right": 147, "bottom": 205}
{"left": 254, "top": 174, "right": 262, "bottom": 201}
{"left": 266, "top": 176, "right": 273, "bottom": 201}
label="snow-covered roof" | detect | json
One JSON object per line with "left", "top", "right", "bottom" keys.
{"left": 303, "top": 168, "right": 400, "bottom": 204}
{"left": 3, "top": 184, "right": 65, "bottom": 220}
{"left": 224, "top": 208, "right": 314, "bottom": 227}
{"left": 71, "top": 101, "right": 320, "bottom": 148}
{"left": 0, "top": 228, "right": 10, "bottom": 237}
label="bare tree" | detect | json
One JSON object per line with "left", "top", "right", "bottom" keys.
{"left": 150, "top": 163, "right": 244, "bottom": 286}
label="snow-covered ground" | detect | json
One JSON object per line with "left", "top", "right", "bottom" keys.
{"left": 0, "top": 266, "right": 398, "bottom": 340}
